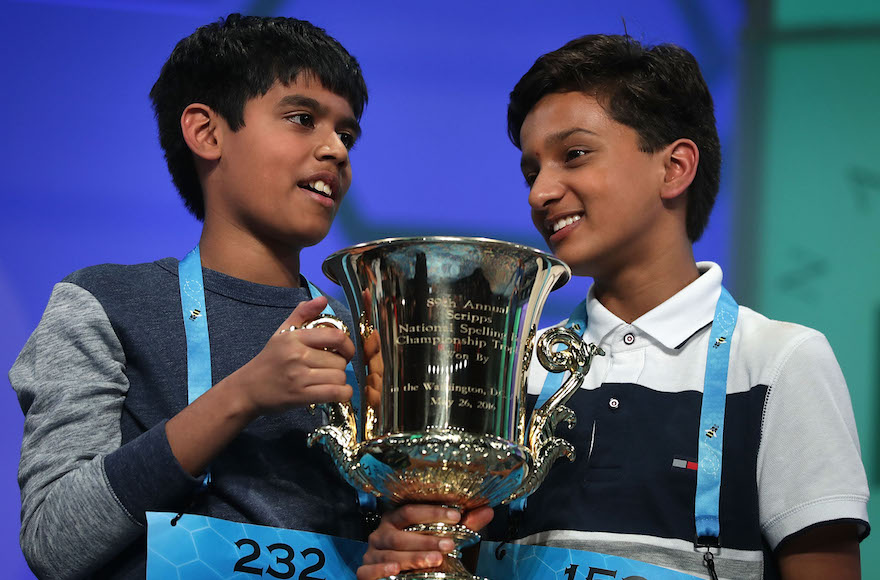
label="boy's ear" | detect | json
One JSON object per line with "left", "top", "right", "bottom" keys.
{"left": 180, "top": 103, "right": 222, "bottom": 161}
{"left": 660, "top": 138, "right": 699, "bottom": 200}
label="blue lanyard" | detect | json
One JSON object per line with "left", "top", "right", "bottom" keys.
{"left": 694, "top": 287, "right": 737, "bottom": 546}
{"left": 517, "top": 287, "right": 738, "bottom": 549}
{"left": 179, "top": 246, "right": 213, "bottom": 405}
{"left": 178, "top": 246, "right": 374, "bottom": 510}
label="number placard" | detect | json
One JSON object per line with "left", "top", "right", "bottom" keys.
{"left": 477, "top": 541, "right": 702, "bottom": 580}
{"left": 147, "top": 512, "right": 367, "bottom": 579}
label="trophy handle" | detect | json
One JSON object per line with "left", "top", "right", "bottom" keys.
{"left": 302, "top": 315, "right": 375, "bottom": 493}
{"left": 510, "top": 327, "right": 604, "bottom": 502}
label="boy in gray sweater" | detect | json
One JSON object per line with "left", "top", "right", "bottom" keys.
{"left": 11, "top": 14, "right": 369, "bottom": 579}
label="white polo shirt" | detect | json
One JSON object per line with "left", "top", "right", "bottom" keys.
{"left": 507, "top": 262, "right": 870, "bottom": 580}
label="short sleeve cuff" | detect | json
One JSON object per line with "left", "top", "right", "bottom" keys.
{"left": 762, "top": 494, "right": 870, "bottom": 550}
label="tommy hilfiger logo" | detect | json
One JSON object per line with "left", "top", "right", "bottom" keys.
{"left": 705, "top": 424, "right": 720, "bottom": 438}
{"left": 672, "top": 457, "right": 698, "bottom": 471}
{"left": 712, "top": 336, "right": 727, "bottom": 349}
{"left": 189, "top": 309, "right": 202, "bottom": 320}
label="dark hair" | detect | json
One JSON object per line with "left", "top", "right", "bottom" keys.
{"left": 150, "top": 14, "right": 368, "bottom": 220}
{"left": 508, "top": 35, "right": 720, "bottom": 242}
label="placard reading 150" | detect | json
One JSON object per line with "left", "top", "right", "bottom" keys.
{"left": 477, "top": 542, "right": 702, "bottom": 580}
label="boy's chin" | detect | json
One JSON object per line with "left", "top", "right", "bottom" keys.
{"left": 291, "top": 231, "right": 331, "bottom": 249}
{"left": 281, "top": 218, "right": 335, "bottom": 247}
{"left": 268, "top": 226, "right": 332, "bottom": 250}
{"left": 552, "top": 248, "right": 597, "bottom": 278}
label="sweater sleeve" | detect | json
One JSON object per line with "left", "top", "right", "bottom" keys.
{"left": 10, "top": 282, "right": 151, "bottom": 579}
{"left": 756, "top": 330, "right": 870, "bottom": 549}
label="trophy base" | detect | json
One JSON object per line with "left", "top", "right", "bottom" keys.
{"left": 379, "top": 522, "right": 487, "bottom": 580}
{"left": 357, "top": 432, "right": 530, "bottom": 509}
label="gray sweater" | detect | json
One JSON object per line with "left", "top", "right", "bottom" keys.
{"left": 10, "top": 258, "right": 364, "bottom": 579}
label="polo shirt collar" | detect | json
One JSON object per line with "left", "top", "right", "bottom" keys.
{"left": 583, "top": 262, "right": 723, "bottom": 350}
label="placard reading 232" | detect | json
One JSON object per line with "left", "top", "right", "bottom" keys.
{"left": 147, "top": 512, "right": 367, "bottom": 579}
{"left": 477, "top": 542, "right": 702, "bottom": 580}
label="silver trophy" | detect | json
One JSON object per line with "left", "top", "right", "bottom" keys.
{"left": 308, "top": 237, "right": 603, "bottom": 580}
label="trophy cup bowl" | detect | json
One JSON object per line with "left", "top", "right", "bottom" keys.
{"left": 308, "top": 237, "right": 603, "bottom": 580}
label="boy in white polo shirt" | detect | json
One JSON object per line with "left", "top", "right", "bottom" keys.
{"left": 356, "top": 34, "right": 869, "bottom": 580}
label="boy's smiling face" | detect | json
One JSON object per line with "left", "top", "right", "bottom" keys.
{"left": 206, "top": 74, "right": 359, "bottom": 250}
{"left": 519, "top": 91, "right": 672, "bottom": 279}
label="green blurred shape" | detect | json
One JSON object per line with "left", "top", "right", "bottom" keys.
{"left": 739, "top": 0, "right": 879, "bottom": 574}
{"left": 776, "top": 0, "right": 880, "bottom": 28}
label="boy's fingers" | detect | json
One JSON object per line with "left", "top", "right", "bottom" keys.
{"left": 369, "top": 527, "right": 452, "bottom": 553}
{"left": 461, "top": 506, "right": 495, "bottom": 531}
{"left": 294, "top": 328, "right": 356, "bottom": 361}
{"left": 384, "top": 505, "right": 461, "bottom": 531}
{"left": 302, "top": 383, "right": 353, "bottom": 404}
{"left": 356, "top": 562, "right": 401, "bottom": 580}
{"left": 294, "top": 368, "right": 348, "bottom": 387}
{"left": 360, "top": 549, "right": 443, "bottom": 572}
{"left": 278, "top": 336, "right": 350, "bottom": 370}
{"left": 280, "top": 296, "right": 329, "bottom": 331}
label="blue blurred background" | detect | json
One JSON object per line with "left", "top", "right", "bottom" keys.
{"left": 1, "top": 0, "right": 876, "bottom": 577}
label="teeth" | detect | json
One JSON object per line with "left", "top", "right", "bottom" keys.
{"left": 552, "top": 215, "right": 582, "bottom": 233}
{"left": 308, "top": 180, "right": 333, "bottom": 197}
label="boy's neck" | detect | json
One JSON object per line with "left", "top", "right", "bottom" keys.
{"left": 197, "top": 225, "right": 302, "bottom": 288}
{"left": 591, "top": 246, "right": 700, "bottom": 324}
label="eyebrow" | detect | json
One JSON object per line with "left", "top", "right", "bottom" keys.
{"left": 546, "top": 127, "right": 598, "bottom": 144}
{"left": 277, "top": 94, "right": 362, "bottom": 138}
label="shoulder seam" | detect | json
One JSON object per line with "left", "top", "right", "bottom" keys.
{"left": 56, "top": 281, "right": 128, "bottom": 372}
{"left": 758, "top": 331, "right": 823, "bottom": 439}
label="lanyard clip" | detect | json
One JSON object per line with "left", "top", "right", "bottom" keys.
{"left": 701, "top": 550, "right": 720, "bottom": 580}
{"left": 694, "top": 536, "right": 720, "bottom": 580}
{"left": 694, "top": 534, "right": 720, "bottom": 550}
{"left": 694, "top": 534, "right": 720, "bottom": 553}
